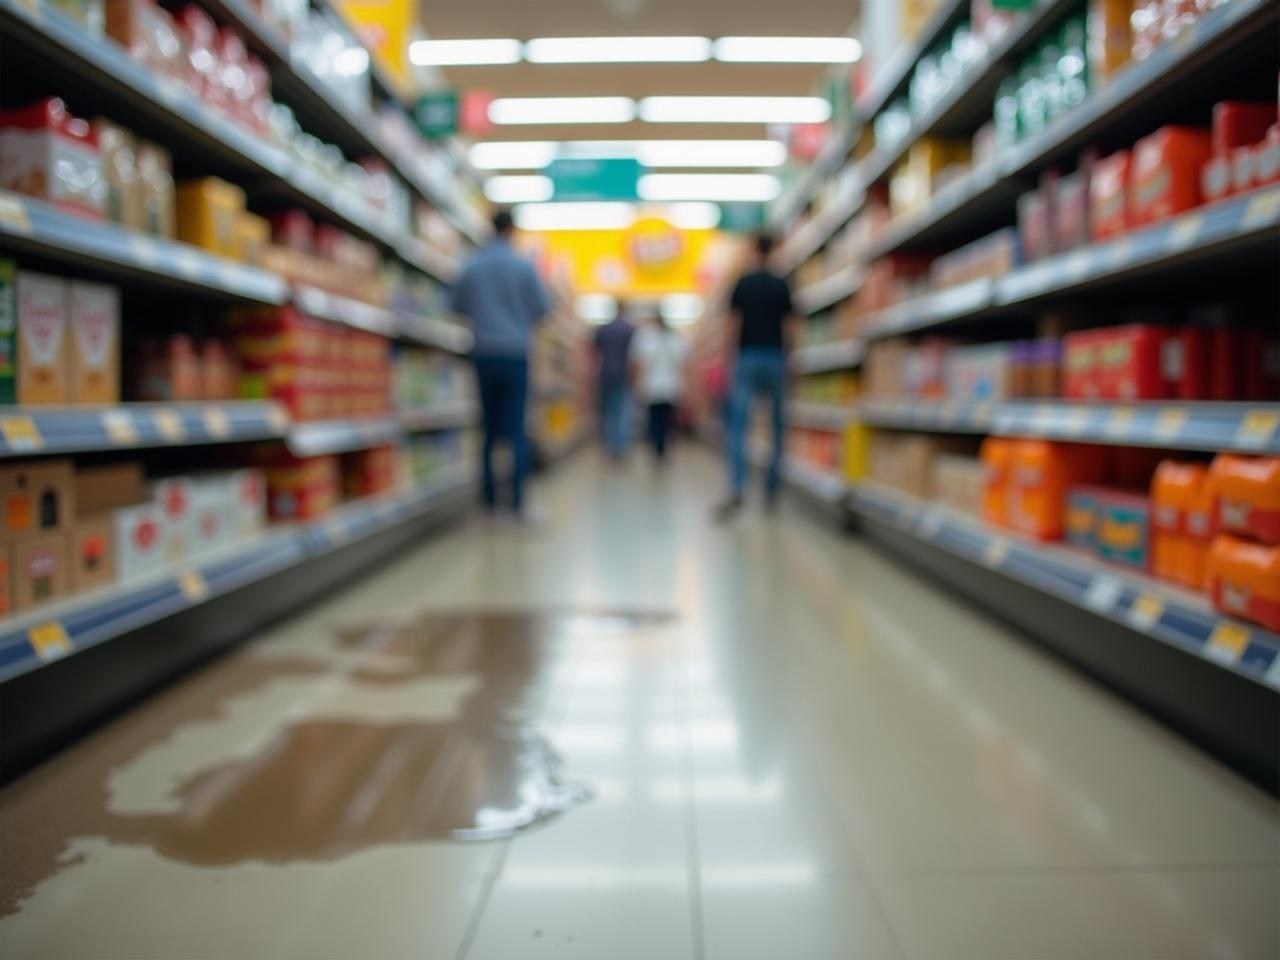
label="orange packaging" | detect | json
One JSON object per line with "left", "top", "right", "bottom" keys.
{"left": 0, "top": 544, "right": 10, "bottom": 615}
{"left": 1207, "top": 535, "right": 1280, "bottom": 631}
{"left": 1210, "top": 455, "right": 1280, "bottom": 545}
{"left": 980, "top": 438, "right": 1017, "bottom": 527}
{"left": 1130, "top": 126, "right": 1212, "bottom": 226}
{"left": 1008, "top": 441, "right": 1109, "bottom": 540}
{"left": 262, "top": 453, "right": 340, "bottom": 521}
{"left": 1090, "top": 151, "right": 1131, "bottom": 240}
{"left": 1151, "top": 461, "right": 1213, "bottom": 588}
{"left": 1088, "top": 0, "right": 1132, "bottom": 84}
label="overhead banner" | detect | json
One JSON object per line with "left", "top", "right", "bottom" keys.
{"left": 336, "top": 0, "right": 414, "bottom": 94}
{"left": 413, "top": 92, "right": 460, "bottom": 139}
{"left": 548, "top": 158, "right": 643, "bottom": 201}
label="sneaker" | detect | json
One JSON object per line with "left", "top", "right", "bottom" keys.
{"left": 712, "top": 496, "right": 743, "bottom": 524}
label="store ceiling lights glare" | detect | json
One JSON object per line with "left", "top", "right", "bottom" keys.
{"left": 576, "top": 293, "right": 620, "bottom": 323}
{"left": 713, "top": 36, "right": 863, "bottom": 63}
{"left": 409, "top": 38, "right": 522, "bottom": 66}
{"left": 514, "top": 202, "right": 637, "bottom": 231}
{"left": 469, "top": 140, "right": 788, "bottom": 170}
{"left": 639, "top": 96, "right": 833, "bottom": 124}
{"left": 525, "top": 36, "right": 713, "bottom": 63}
{"left": 488, "top": 97, "right": 638, "bottom": 125}
{"left": 664, "top": 202, "right": 723, "bottom": 230}
{"left": 483, "top": 175, "right": 554, "bottom": 204}
{"left": 470, "top": 141, "right": 561, "bottom": 170}
{"left": 639, "top": 173, "right": 781, "bottom": 202}
{"left": 661, "top": 294, "right": 706, "bottom": 325}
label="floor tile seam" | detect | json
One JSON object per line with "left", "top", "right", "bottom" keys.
{"left": 453, "top": 840, "right": 513, "bottom": 960}
{"left": 864, "top": 859, "right": 1280, "bottom": 880}
{"left": 669, "top": 630, "right": 706, "bottom": 960}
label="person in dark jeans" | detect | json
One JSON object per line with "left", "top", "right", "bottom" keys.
{"left": 593, "top": 305, "right": 635, "bottom": 461}
{"left": 715, "top": 233, "right": 795, "bottom": 521}
{"left": 449, "top": 210, "right": 551, "bottom": 519}
{"left": 630, "top": 311, "right": 689, "bottom": 467}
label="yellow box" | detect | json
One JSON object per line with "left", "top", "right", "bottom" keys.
{"left": 175, "top": 177, "right": 246, "bottom": 258}
{"left": 232, "top": 212, "right": 270, "bottom": 265}
{"left": 842, "top": 422, "right": 871, "bottom": 483}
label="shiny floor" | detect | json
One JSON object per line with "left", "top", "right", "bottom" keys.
{"left": 1, "top": 447, "right": 1278, "bottom": 959}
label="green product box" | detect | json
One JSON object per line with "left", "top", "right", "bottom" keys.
{"left": 0, "top": 259, "right": 15, "bottom": 405}
{"left": 994, "top": 76, "right": 1021, "bottom": 149}
{"left": 1059, "top": 16, "right": 1090, "bottom": 112}
{"left": 1017, "top": 60, "right": 1047, "bottom": 141}
{"left": 1040, "top": 38, "right": 1065, "bottom": 121}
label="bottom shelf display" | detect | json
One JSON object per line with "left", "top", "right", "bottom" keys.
{"left": 849, "top": 482, "right": 1280, "bottom": 691}
{"left": 0, "top": 465, "right": 474, "bottom": 684}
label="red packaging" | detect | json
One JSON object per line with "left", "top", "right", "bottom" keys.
{"left": 1090, "top": 150, "right": 1131, "bottom": 240}
{"left": 1017, "top": 189, "right": 1054, "bottom": 261}
{"left": 1051, "top": 171, "right": 1090, "bottom": 251}
{"left": 1243, "top": 328, "right": 1280, "bottom": 401}
{"left": 268, "top": 209, "right": 314, "bottom": 252}
{"left": 1096, "top": 323, "right": 1175, "bottom": 400}
{"left": 1062, "top": 328, "right": 1104, "bottom": 399}
{"left": 1212, "top": 102, "right": 1278, "bottom": 156}
{"left": 244, "top": 57, "right": 272, "bottom": 134}
{"left": 1256, "top": 126, "right": 1280, "bottom": 187}
{"left": 173, "top": 6, "right": 221, "bottom": 105}
{"left": 1166, "top": 326, "right": 1208, "bottom": 400}
{"left": 1207, "top": 326, "right": 1245, "bottom": 401}
{"left": 1201, "top": 153, "right": 1232, "bottom": 203}
{"left": 1130, "top": 126, "right": 1212, "bottom": 226}
{"left": 262, "top": 452, "right": 340, "bottom": 521}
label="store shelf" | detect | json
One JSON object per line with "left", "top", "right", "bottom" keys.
{"left": 772, "top": 125, "right": 859, "bottom": 231}
{"left": 851, "top": 482, "right": 1280, "bottom": 690}
{"left": 794, "top": 264, "right": 865, "bottom": 316}
{"left": 397, "top": 315, "right": 474, "bottom": 354}
{"left": 0, "top": 402, "right": 288, "bottom": 457}
{"left": 784, "top": 459, "right": 849, "bottom": 506}
{"left": 859, "top": 399, "right": 1280, "bottom": 454}
{"left": 0, "top": 465, "right": 472, "bottom": 684}
{"left": 285, "top": 416, "right": 405, "bottom": 456}
{"left": 292, "top": 284, "right": 399, "bottom": 337}
{"left": 0, "top": 191, "right": 289, "bottom": 304}
{"left": 861, "top": 277, "right": 995, "bottom": 340}
{"left": 789, "top": 402, "right": 859, "bottom": 433}
{"left": 790, "top": 337, "right": 866, "bottom": 375}
{"left": 854, "top": 0, "right": 969, "bottom": 122}
{"left": 779, "top": 169, "right": 865, "bottom": 273}
{"left": 399, "top": 403, "right": 476, "bottom": 432}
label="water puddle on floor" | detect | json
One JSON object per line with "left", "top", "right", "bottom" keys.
{"left": 0, "top": 611, "right": 671, "bottom": 917}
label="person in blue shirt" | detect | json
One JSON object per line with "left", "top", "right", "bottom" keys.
{"left": 593, "top": 304, "right": 636, "bottom": 462}
{"left": 450, "top": 210, "right": 551, "bottom": 519}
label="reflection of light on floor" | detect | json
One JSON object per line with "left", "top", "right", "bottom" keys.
{"left": 501, "top": 862, "right": 817, "bottom": 889}
{"left": 581, "top": 776, "right": 785, "bottom": 806}
{"left": 550, "top": 728, "right": 626, "bottom": 752}
{"left": 647, "top": 721, "right": 740, "bottom": 752}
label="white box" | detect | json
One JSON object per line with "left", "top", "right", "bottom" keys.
{"left": 227, "top": 468, "right": 266, "bottom": 541}
{"left": 188, "top": 476, "right": 234, "bottom": 556}
{"left": 113, "top": 502, "right": 164, "bottom": 581}
{"left": 146, "top": 477, "right": 194, "bottom": 564}
{"left": 68, "top": 280, "right": 120, "bottom": 404}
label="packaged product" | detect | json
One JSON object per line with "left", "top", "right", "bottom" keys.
{"left": 70, "top": 515, "right": 114, "bottom": 591}
{"left": 0, "top": 258, "right": 15, "bottom": 405}
{"left": 175, "top": 177, "right": 247, "bottom": 257}
{"left": 1130, "top": 0, "right": 1163, "bottom": 61}
{"left": 1052, "top": 170, "right": 1090, "bottom": 250}
{"left": 173, "top": 5, "right": 222, "bottom": 106}
{"left": 74, "top": 462, "right": 144, "bottom": 516}
{"left": 227, "top": 467, "right": 267, "bottom": 539}
{"left": 0, "top": 459, "right": 75, "bottom": 541}
{"left": 1160, "top": 0, "right": 1201, "bottom": 42}
{"left": 1094, "top": 488, "right": 1152, "bottom": 569}
{"left": 342, "top": 446, "right": 399, "bottom": 499}
{"left": 1007, "top": 441, "right": 1109, "bottom": 540}
{"left": 113, "top": 501, "right": 164, "bottom": 580}
{"left": 135, "top": 141, "right": 175, "bottom": 237}
{"left": 1031, "top": 337, "right": 1062, "bottom": 396}
{"left": 1090, "top": 150, "right": 1134, "bottom": 239}
{"left": 262, "top": 452, "right": 340, "bottom": 521}
{"left": 1210, "top": 455, "right": 1280, "bottom": 545}
{"left": 0, "top": 545, "right": 11, "bottom": 615}
{"left": 1207, "top": 536, "right": 1280, "bottom": 631}
{"left": 105, "top": 0, "right": 184, "bottom": 82}
{"left": 1255, "top": 126, "right": 1280, "bottom": 187}
{"left": 147, "top": 476, "right": 194, "bottom": 563}
{"left": 932, "top": 454, "right": 984, "bottom": 516}
{"left": 1152, "top": 460, "right": 1213, "bottom": 588}
{"left": 981, "top": 437, "right": 1018, "bottom": 527}
{"left": 46, "top": 0, "right": 105, "bottom": 33}
{"left": 1087, "top": 0, "right": 1132, "bottom": 84}
{"left": 134, "top": 334, "right": 201, "bottom": 401}
{"left": 1017, "top": 60, "right": 1048, "bottom": 140}
{"left": 994, "top": 75, "right": 1021, "bottom": 150}
{"left": 68, "top": 280, "right": 120, "bottom": 404}
{"left": 12, "top": 533, "right": 69, "bottom": 610}
{"left": 1017, "top": 188, "right": 1054, "bottom": 261}
{"left": 188, "top": 476, "right": 233, "bottom": 555}
{"left": 1066, "top": 487, "right": 1100, "bottom": 549}
{"left": 198, "top": 339, "right": 237, "bottom": 400}
{"left": 1063, "top": 328, "right": 1103, "bottom": 399}
{"left": 93, "top": 119, "right": 143, "bottom": 228}
{"left": 1130, "top": 126, "right": 1212, "bottom": 225}
{"left": 1095, "top": 323, "right": 1176, "bottom": 400}
{"left": 1211, "top": 102, "right": 1278, "bottom": 157}
{"left": 0, "top": 99, "right": 106, "bottom": 218}
{"left": 16, "top": 271, "right": 70, "bottom": 405}
{"left": 232, "top": 213, "right": 270, "bottom": 264}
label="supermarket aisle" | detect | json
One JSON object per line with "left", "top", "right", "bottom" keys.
{"left": 0, "top": 448, "right": 1277, "bottom": 960}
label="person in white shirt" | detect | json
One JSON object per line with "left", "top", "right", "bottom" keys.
{"left": 629, "top": 312, "right": 690, "bottom": 465}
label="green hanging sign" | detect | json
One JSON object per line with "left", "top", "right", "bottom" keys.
{"left": 548, "top": 157, "right": 642, "bottom": 201}
{"left": 413, "top": 92, "right": 460, "bottom": 139}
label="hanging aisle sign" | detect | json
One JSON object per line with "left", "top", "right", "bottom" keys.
{"left": 548, "top": 157, "right": 642, "bottom": 201}
{"left": 414, "top": 92, "right": 460, "bottom": 139}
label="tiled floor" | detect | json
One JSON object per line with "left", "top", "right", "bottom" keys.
{"left": 0, "top": 447, "right": 1277, "bottom": 959}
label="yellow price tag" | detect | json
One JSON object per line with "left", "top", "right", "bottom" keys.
{"left": 1061, "top": 406, "right": 1091, "bottom": 437}
{"left": 1, "top": 415, "right": 43, "bottom": 451}
{"left": 202, "top": 407, "right": 231, "bottom": 438}
{"left": 1105, "top": 407, "right": 1136, "bottom": 438}
{"left": 984, "top": 538, "right": 1010, "bottom": 568}
{"left": 1207, "top": 622, "right": 1250, "bottom": 664}
{"left": 1129, "top": 594, "right": 1164, "bottom": 629}
{"left": 1108, "top": 237, "right": 1133, "bottom": 265}
{"left": 101, "top": 409, "right": 138, "bottom": 446}
{"left": 1168, "top": 215, "right": 1202, "bottom": 250}
{"left": 1154, "top": 408, "right": 1188, "bottom": 440}
{"left": 178, "top": 570, "right": 209, "bottom": 603}
{"left": 28, "top": 622, "right": 71, "bottom": 661}
{"left": 1066, "top": 249, "right": 1090, "bottom": 279}
{"left": 153, "top": 408, "right": 186, "bottom": 442}
{"left": 326, "top": 519, "right": 350, "bottom": 545}
{"left": 266, "top": 405, "right": 290, "bottom": 433}
{"left": 1241, "top": 189, "right": 1280, "bottom": 230}
{"left": 1235, "top": 410, "right": 1279, "bottom": 449}
{"left": 0, "top": 191, "right": 31, "bottom": 233}
{"left": 129, "top": 234, "right": 159, "bottom": 266}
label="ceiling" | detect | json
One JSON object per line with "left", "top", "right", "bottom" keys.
{"left": 421, "top": 0, "right": 859, "bottom": 145}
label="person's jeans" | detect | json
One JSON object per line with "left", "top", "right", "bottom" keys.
{"left": 647, "top": 402, "right": 675, "bottom": 461}
{"left": 600, "top": 378, "right": 630, "bottom": 458}
{"left": 726, "top": 347, "right": 786, "bottom": 498}
{"left": 473, "top": 355, "right": 529, "bottom": 512}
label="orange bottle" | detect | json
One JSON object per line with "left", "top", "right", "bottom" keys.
{"left": 1207, "top": 535, "right": 1280, "bottom": 631}
{"left": 1009, "top": 441, "right": 1109, "bottom": 540}
{"left": 1210, "top": 455, "right": 1280, "bottom": 545}
{"left": 980, "top": 438, "right": 1017, "bottom": 527}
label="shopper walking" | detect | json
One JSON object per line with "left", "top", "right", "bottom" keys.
{"left": 449, "top": 209, "right": 551, "bottom": 519}
{"left": 715, "top": 233, "right": 795, "bottom": 521}
{"left": 630, "top": 310, "right": 689, "bottom": 466}
{"left": 593, "top": 304, "right": 636, "bottom": 461}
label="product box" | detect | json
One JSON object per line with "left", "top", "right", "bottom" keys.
{"left": 188, "top": 476, "right": 233, "bottom": 555}
{"left": 1008, "top": 441, "right": 1109, "bottom": 540}
{"left": 1207, "top": 535, "right": 1280, "bottom": 631}
{"left": 932, "top": 454, "right": 985, "bottom": 516}
{"left": 1095, "top": 489, "right": 1152, "bottom": 569}
{"left": 70, "top": 514, "right": 114, "bottom": 591}
{"left": 113, "top": 501, "right": 164, "bottom": 580}
{"left": 199, "top": 339, "right": 237, "bottom": 400}
{"left": 228, "top": 467, "right": 267, "bottom": 539}
{"left": 0, "top": 258, "right": 15, "bottom": 405}
{"left": 1211, "top": 101, "right": 1277, "bottom": 157}
{"left": 0, "top": 544, "right": 10, "bottom": 615}
{"left": 12, "top": 533, "right": 69, "bottom": 610}
{"left": 0, "top": 458, "right": 74, "bottom": 542}
{"left": 16, "top": 270, "right": 69, "bottom": 405}
{"left": 93, "top": 118, "right": 142, "bottom": 229}
{"left": 1090, "top": 150, "right": 1131, "bottom": 240}
{"left": 1087, "top": 0, "right": 1132, "bottom": 83}
{"left": 1017, "top": 188, "right": 1054, "bottom": 261}
{"left": 1096, "top": 323, "right": 1175, "bottom": 400}
{"left": 175, "top": 177, "right": 246, "bottom": 258}
{"left": 1256, "top": 126, "right": 1280, "bottom": 187}
{"left": 134, "top": 333, "right": 200, "bottom": 401}
{"left": 263, "top": 453, "right": 339, "bottom": 521}
{"left": 147, "top": 476, "right": 194, "bottom": 563}
{"left": 232, "top": 212, "right": 270, "bottom": 265}
{"left": 74, "top": 462, "right": 144, "bottom": 516}
{"left": 1130, "top": 126, "right": 1212, "bottom": 226}
{"left": 68, "top": 280, "right": 120, "bottom": 404}
{"left": 136, "top": 140, "right": 175, "bottom": 237}
{"left": 1052, "top": 171, "right": 1090, "bottom": 251}
{"left": 0, "top": 98, "right": 106, "bottom": 218}
{"left": 1066, "top": 487, "right": 1099, "bottom": 549}
{"left": 105, "top": 0, "right": 185, "bottom": 82}
{"left": 1210, "top": 454, "right": 1280, "bottom": 545}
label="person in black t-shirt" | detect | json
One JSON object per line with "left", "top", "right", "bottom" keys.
{"left": 714, "top": 233, "right": 795, "bottom": 521}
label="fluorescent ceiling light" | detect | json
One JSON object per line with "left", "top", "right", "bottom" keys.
{"left": 409, "top": 38, "right": 521, "bottom": 66}
{"left": 483, "top": 175, "right": 554, "bottom": 204}
{"left": 470, "top": 139, "right": 789, "bottom": 170}
{"left": 576, "top": 294, "right": 618, "bottom": 324}
{"left": 639, "top": 174, "right": 781, "bottom": 202}
{"left": 714, "top": 36, "right": 863, "bottom": 63}
{"left": 470, "top": 141, "right": 560, "bottom": 170}
{"left": 639, "top": 96, "right": 832, "bottom": 124}
{"left": 525, "top": 36, "right": 712, "bottom": 63}
{"left": 664, "top": 202, "right": 722, "bottom": 230}
{"left": 489, "top": 97, "right": 637, "bottom": 125}
{"left": 514, "top": 202, "right": 637, "bottom": 231}
{"left": 661, "top": 294, "right": 705, "bottom": 325}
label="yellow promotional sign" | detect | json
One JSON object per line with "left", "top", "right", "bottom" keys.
{"left": 336, "top": 0, "right": 414, "bottom": 95}
{"left": 532, "top": 218, "right": 719, "bottom": 297}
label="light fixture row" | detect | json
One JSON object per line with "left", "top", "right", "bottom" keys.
{"left": 410, "top": 36, "right": 862, "bottom": 67}
{"left": 487, "top": 173, "right": 781, "bottom": 204}
{"left": 514, "top": 201, "right": 723, "bottom": 232}
{"left": 485, "top": 96, "right": 833, "bottom": 126}
{"left": 470, "top": 140, "right": 789, "bottom": 171}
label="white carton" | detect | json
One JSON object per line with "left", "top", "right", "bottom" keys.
{"left": 188, "top": 476, "right": 234, "bottom": 556}
{"left": 113, "top": 502, "right": 164, "bottom": 581}
{"left": 146, "top": 477, "right": 194, "bottom": 564}
{"left": 227, "top": 468, "right": 267, "bottom": 541}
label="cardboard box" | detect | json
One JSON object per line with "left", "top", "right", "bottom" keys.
{"left": 0, "top": 458, "right": 74, "bottom": 541}
{"left": 175, "top": 177, "right": 246, "bottom": 257}
{"left": 74, "top": 462, "right": 144, "bottom": 516}
{"left": 228, "top": 468, "right": 266, "bottom": 539}
{"left": 69, "top": 280, "right": 120, "bottom": 404}
{"left": 113, "top": 501, "right": 164, "bottom": 581}
{"left": 93, "top": 118, "right": 143, "bottom": 229}
{"left": 12, "top": 533, "right": 69, "bottom": 610}
{"left": 16, "top": 270, "right": 69, "bottom": 405}
{"left": 0, "top": 544, "right": 11, "bottom": 616}
{"left": 71, "top": 514, "right": 114, "bottom": 591}
{"left": 0, "top": 258, "right": 15, "bottom": 405}
{"left": 136, "top": 140, "right": 174, "bottom": 237}
{"left": 189, "top": 476, "right": 232, "bottom": 555}
{"left": 147, "top": 476, "right": 194, "bottom": 563}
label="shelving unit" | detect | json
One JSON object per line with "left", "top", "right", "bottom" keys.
{"left": 790, "top": 338, "right": 866, "bottom": 375}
